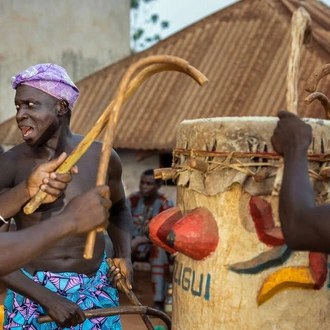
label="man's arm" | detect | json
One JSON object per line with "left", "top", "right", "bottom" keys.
{"left": 0, "top": 185, "right": 111, "bottom": 328}
{"left": 1, "top": 270, "right": 86, "bottom": 328}
{"left": 271, "top": 110, "right": 330, "bottom": 253}
{"left": 0, "top": 185, "right": 111, "bottom": 277}
{"left": 106, "top": 149, "right": 133, "bottom": 289}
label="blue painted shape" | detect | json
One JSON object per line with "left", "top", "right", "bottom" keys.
{"left": 228, "top": 245, "right": 291, "bottom": 274}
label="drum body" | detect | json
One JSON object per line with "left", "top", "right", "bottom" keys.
{"left": 172, "top": 117, "right": 330, "bottom": 330}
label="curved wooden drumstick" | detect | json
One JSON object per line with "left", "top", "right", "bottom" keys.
{"left": 23, "top": 59, "right": 208, "bottom": 215}
{"left": 305, "top": 63, "right": 330, "bottom": 93}
{"left": 84, "top": 55, "right": 209, "bottom": 259}
{"left": 304, "top": 92, "right": 330, "bottom": 119}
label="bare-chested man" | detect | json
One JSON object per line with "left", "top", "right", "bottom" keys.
{"left": 0, "top": 63, "right": 133, "bottom": 329}
{"left": 0, "top": 152, "right": 111, "bottom": 276}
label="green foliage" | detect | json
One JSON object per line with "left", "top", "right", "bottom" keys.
{"left": 130, "top": 0, "right": 169, "bottom": 53}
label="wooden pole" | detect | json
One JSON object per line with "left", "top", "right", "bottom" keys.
{"left": 286, "top": 7, "right": 312, "bottom": 114}
{"left": 273, "top": 7, "right": 311, "bottom": 196}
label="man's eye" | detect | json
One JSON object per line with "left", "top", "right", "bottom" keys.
{"left": 15, "top": 105, "right": 20, "bottom": 110}
{"left": 28, "top": 102, "right": 34, "bottom": 107}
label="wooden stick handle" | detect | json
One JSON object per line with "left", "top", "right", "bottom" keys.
{"left": 37, "top": 306, "right": 172, "bottom": 329}
{"left": 83, "top": 231, "right": 97, "bottom": 259}
{"left": 23, "top": 60, "right": 208, "bottom": 215}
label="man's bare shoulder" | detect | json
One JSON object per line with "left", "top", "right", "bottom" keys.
{"left": 0, "top": 143, "right": 32, "bottom": 163}
{"left": 0, "top": 144, "right": 32, "bottom": 188}
{"left": 73, "top": 134, "right": 102, "bottom": 153}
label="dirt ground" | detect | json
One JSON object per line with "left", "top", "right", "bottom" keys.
{"left": 120, "top": 270, "right": 169, "bottom": 330}
{"left": 0, "top": 270, "right": 169, "bottom": 330}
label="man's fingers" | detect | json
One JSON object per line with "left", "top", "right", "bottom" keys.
{"left": 126, "top": 277, "right": 133, "bottom": 290}
{"left": 76, "top": 310, "right": 86, "bottom": 323}
{"left": 95, "top": 185, "right": 110, "bottom": 198}
{"left": 277, "top": 110, "right": 289, "bottom": 119}
{"left": 103, "top": 198, "right": 112, "bottom": 210}
{"left": 69, "top": 165, "right": 79, "bottom": 175}
{"left": 40, "top": 152, "right": 67, "bottom": 172}
{"left": 48, "top": 172, "right": 72, "bottom": 184}
{"left": 40, "top": 184, "right": 63, "bottom": 198}
{"left": 49, "top": 152, "right": 67, "bottom": 170}
{"left": 277, "top": 110, "right": 299, "bottom": 120}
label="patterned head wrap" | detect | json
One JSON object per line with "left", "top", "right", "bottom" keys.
{"left": 11, "top": 63, "right": 80, "bottom": 110}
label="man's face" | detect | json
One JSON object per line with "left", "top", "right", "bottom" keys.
{"left": 139, "top": 174, "right": 159, "bottom": 198}
{"left": 15, "top": 85, "right": 60, "bottom": 147}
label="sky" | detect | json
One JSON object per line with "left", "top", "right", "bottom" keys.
{"left": 131, "top": 0, "right": 330, "bottom": 51}
{"left": 152, "top": 0, "right": 237, "bottom": 37}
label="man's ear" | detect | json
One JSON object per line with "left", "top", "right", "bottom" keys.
{"left": 57, "top": 100, "right": 69, "bottom": 116}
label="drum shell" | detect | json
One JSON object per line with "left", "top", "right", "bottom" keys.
{"left": 172, "top": 117, "right": 330, "bottom": 330}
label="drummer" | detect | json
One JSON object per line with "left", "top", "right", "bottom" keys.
{"left": 271, "top": 110, "right": 330, "bottom": 253}
{"left": 0, "top": 152, "right": 111, "bottom": 276}
{"left": 0, "top": 63, "right": 133, "bottom": 329}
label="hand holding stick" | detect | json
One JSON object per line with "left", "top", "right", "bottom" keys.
{"left": 38, "top": 306, "right": 172, "bottom": 329}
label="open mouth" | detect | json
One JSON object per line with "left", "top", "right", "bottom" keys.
{"left": 20, "top": 126, "right": 34, "bottom": 137}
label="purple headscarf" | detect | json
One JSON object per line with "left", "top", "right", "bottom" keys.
{"left": 11, "top": 63, "right": 80, "bottom": 110}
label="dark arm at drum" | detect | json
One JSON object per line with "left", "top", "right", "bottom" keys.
{"left": 272, "top": 110, "right": 330, "bottom": 253}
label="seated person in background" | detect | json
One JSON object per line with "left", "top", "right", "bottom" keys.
{"left": 127, "top": 169, "right": 174, "bottom": 311}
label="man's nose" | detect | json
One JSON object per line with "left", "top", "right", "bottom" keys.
{"left": 16, "top": 107, "right": 29, "bottom": 121}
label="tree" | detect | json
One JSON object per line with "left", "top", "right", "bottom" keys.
{"left": 130, "top": 0, "right": 170, "bottom": 53}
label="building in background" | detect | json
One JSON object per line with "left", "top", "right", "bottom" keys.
{"left": 0, "top": 0, "right": 130, "bottom": 123}
{"left": 1, "top": 0, "right": 330, "bottom": 201}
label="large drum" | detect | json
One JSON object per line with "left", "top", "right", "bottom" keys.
{"left": 170, "top": 117, "right": 330, "bottom": 330}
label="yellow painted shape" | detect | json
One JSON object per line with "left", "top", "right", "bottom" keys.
{"left": 257, "top": 266, "right": 315, "bottom": 306}
{"left": 0, "top": 305, "right": 3, "bottom": 329}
